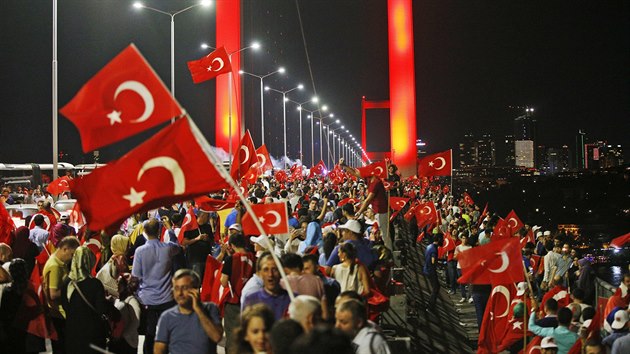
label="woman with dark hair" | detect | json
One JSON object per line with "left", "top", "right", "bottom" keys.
{"left": 11, "top": 226, "right": 39, "bottom": 275}
{"left": 330, "top": 242, "right": 370, "bottom": 296}
{"left": 0, "top": 258, "right": 46, "bottom": 354}
{"left": 109, "top": 273, "right": 141, "bottom": 354}
{"left": 232, "top": 303, "right": 275, "bottom": 354}
{"left": 61, "top": 246, "right": 107, "bottom": 353}
{"left": 318, "top": 232, "right": 337, "bottom": 266}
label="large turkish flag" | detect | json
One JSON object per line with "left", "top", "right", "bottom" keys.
{"left": 60, "top": 44, "right": 183, "bottom": 152}
{"left": 71, "top": 118, "right": 229, "bottom": 231}
{"left": 255, "top": 144, "right": 274, "bottom": 173}
{"left": 457, "top": 237, "right": 524, "bottom": 285}
{"left": 417, "top": 150, "right": 452, "bottom": 177}
{"left": 477, "top": 283, "right": 517, "bottom": 354}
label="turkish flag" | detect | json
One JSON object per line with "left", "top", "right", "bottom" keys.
{"left": 389, "top": 197, "right": 409, "bottom": 211}
{"left": 521, "top": 229, "right": 535, "bottom": 248}
{"left": 68, "top": 202, "right": 86, "bottom": 232}
{"left": 187, "top": 46, "right": 232, "bottom": 84}
{"left": 338, "top": 198, "right": 359, "bottom": 207}
{"left": 463, "top": 191, "right": 475, "bottom": 206}
{"left": 241, "top": 203, "right": 289, "bottom": 235}
{"left": 414, "top": 201, "right": 438, "bottom": 229}
{"left": 610, "top": 232, "right": 630, "bottom": 248}
{"left": 290, "top": 165, "right": 303, "bottom": 181}
{"left": 493, "top": 218, "right": 512, "bottom": 239}
{"left": 529, "top": 254, "right": 542, "bottom": 274}
{"left": 46, "top": 176, "right": 72, "bottom": 195}
{"left": 442, "top": 185, "right": 450, "bottom": 194}
{"left": 438, "top": 233, "right": 456, "bottom": 259}
{"left": 523, "top": 335, "right": 542, "bottom": 354}
{"left": 505, "top": 210, "right": 524, "bottom": 234}
{"left": 255, "top": 144, "right": 274, "bottom": 173}
{"left": 274, "top": 170, "right": 288, "bottom": 183}
{"left": 457, "top": 237, "right": 524, "bottom": 285}
{"left": 477, "top": 283, "right": 517, "bottom": 354}
{"left": 194, "top": 196, "right": 235, "bottom": 212}
{"left": 478, "top": 202, "right": 489, "bottom": 227}
{"left": 226, "top": 180, "right": 249, "bottom": 203}
{"left": 71, "top": 118, "right": 229, "bottom": 231}
{"left": 60, "top": 44, "right": 183, "bottom": 152}
{"left": 540, "top": 285, "right": 571, "bottom": 310}
{"left": 417, "top": 150, "right": 452, "bottom": 177}
{"left": 357, "top": 161, "right": 387, "bottom": 179}
{"left": 0, "top": 204, "right": 15, "bottom": 245}
{"left": 177, "top": 208, "right": 199, "bottom": 243}
{"left": 230, "top": 130, "right": 257, "bottom": 180}
{"left": 403, "top": 202, "right": 418, "bottom": 222}
{"left": 29, "top": 213, "right": 52, "bottom": 232}
{"left": 243, "top": 163, "right": 260, "bottom": 184}
{"left": 309, "top": 160, "right": 327, "bottom": 178}
{"left": 200, "top": 255, "right": 230, "bottom": 308}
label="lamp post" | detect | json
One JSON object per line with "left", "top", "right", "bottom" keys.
{"left": 303, "top": 106, "right": 329, "bottom": 165}
{"left": 288, "top": 98, "right": 318, "bottom": 164}
{"left": 265, "top": 84, "right": 304, "bottom": 168}
{"left": 201, "top": 42, "right": 260, "bottom": 163}
{"left": 239, "top": 67, "right": 285, "bottom": 146}
{"left": 133, "top": 1, "right": 212, "bottom": 99}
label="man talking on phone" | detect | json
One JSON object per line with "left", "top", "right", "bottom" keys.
{"left": 154, "top": 269, "right": 223, "bottom": 354}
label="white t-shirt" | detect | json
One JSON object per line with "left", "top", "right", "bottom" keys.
{"left": 454, "top": 244, "right": 472, "bottom": 269}
{"left": 353, "top": 325, "right": 391, "bottom": 354}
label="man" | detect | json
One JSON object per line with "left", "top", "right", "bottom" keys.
{"left": 603, "top": 309, "right": 629, "bottom": 349}
{"left": 154, "top": 269, "right": 223, "bottom": 354}
{"left": 335, "top": 299, "right": 391, "bottom": 354}
{"left": 536, "top": 298, "right": 560, "bottom": 328}
{"left": 542, "top": 240, "right": 560, "bottom": 291}
{"left": 326, "top": 219, "right": 375, "bottom": 271}
{"left": 42, "top": 236, "right": 80, "bottom": 354}
{"left": 220, "top": 232, "right": 255, "bottom": 353}
{"left": 289, "top": 295, "right": 323, "bottom": 332}
{"left": 242, "top": 251, "right": 292, "bottom": 320}
{"left": 29, "top": 214, "right": 49, "bottom": 251}
{"left": 182, "top": 210, "right": 213, "bottom": 280}
{"left": 352, "top": 166, "right": 390, "bottom": 251}
{"left": 529, "top": 306, "right": 579, "bottom": 354}
{"left": 586, "top": 338, "right": 607, "bottom": 354}
{"left": 424, "top": 233, "right": 441, "bottom": 311}
{"left": 132, "top": 219, "right": 182, "bottom": 354}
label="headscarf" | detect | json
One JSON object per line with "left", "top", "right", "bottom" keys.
{"left": 11, "top": 226, "right": 31, "bottom": 259}
{"left": 67, "top": 245, "right": 96, "bottom": 301}
{"left": 110, "top": 234, "right": 129, "bottom": 256}
{"left": 108, "top": 234, "right": 129, "bottom": 279}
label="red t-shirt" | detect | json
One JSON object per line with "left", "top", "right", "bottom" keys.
{"left": 367, "top": 178, "right": 387, "bottom": 214}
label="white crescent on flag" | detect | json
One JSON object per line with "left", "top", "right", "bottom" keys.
{"left": 113, "top": 80, "right": 155, "bottom": 124}
{"left": 490, "top": 285, "right": 511, "bottom": 318}
{"left": 488, "top": 251, "right": 509, "bottom": 273}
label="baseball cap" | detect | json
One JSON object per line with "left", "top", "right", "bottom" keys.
{"left": 611, "top": 309, "right": 629, "bottom": 330}
{"left": 228, "top": 223, "right": 242, "bottom": 232}
{"left": 338, "top": 219, "right": 362, "bottom": 234}
{"left": 540, "top": 336, "right": 557, "bottom": 349}
{"left": 516, "top": 282, "right": 527, "bottom": 296}
{"left": 543, "top": 231, "right": 551, "bottom": 236}
{"left": 250, "top": 235, "right": 273, "bottom": 249}
{"left": 536, "top": 231, "right": 543, "bottom": 237}
{"left": 532, "top": 225, "right": 541, "bottom": 232}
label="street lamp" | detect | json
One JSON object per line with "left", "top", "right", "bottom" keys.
{"left": 133, "top": 1, "right": 212, "bottom": 98}
{"left": 239, "top": 67, "right": 285, "bottom": 146}
{"left": 289, "top": 97, "right": 318, "bottom": 164}
{"left": 201, "top": 42, "right": 261, "bottom": 162}
{"left": 265, "top": 84, "right": 304, "bottom": 168}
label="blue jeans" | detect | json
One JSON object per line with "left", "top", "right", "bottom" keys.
{"left": 447, "top": 260, "right": 458, "bottom": 292}
{"left": 457, "top": 268, "right": 467, "bottom": 298}
{"left": 471, "top": 292, "right": 489, "bottom": 328}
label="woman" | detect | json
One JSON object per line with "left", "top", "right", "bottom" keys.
{"left": 109, "top": 274, "right": 141, "bottom": 354}
{"left": 318, "top": 232, "right": 337, "bottom": 266}
{"left": 96, "top": 234, "right": 129, "bottom": 297}
{"left": 10, "top": 226, "right": 39, "bottom": 276}
{"left": 232, "top": 304, "right": 275, "bottom": 354}
{"left": 0, "top": 258, "right": 46, "bottom": 354}
{"left": 330, "top": 242, "right": 370, "bottom": 296}
{"left": 62, "top": 246, "right": 107, "bottom": 354}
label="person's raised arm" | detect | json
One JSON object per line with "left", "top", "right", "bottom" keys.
{"left": 190, "top": 289, "right": 223, "bottom": 343}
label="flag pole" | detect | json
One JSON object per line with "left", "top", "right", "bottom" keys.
{"left": 449, "top": 149, "right": 453, "bottom": 197}
{"left": 522, "top": 259, "right": 535, "bottom": 352}
{"left": 188, "top": 116, "right": 295, "bottom": 300}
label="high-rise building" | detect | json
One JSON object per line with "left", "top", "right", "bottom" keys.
{"left": 514, "top": 108, "right": 537, "bottom": 168}
{"left": 458, "top": 133, "right": 476, "bottom": 168}
{"left": 547, "top": 145, "right": 571, "bottom": 174}
{"left": 536, "top": 145, "right": 548, "bottom": 171}
{"left": 496, "top": 134, "right": 515, "bottom": 166}
{"left": 476, "top": 134, "right": 496, "bottom": 167}
{"left": 575, "top": 130, "right": 587, "bottom": 169}
{"left": 587, "top": 142, "right": 624, "bottom": 169}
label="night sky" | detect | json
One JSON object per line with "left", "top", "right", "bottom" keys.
{"left": 1, "top": 0, "right": 628, "bottom": 166}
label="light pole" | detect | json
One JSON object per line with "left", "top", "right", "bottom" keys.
{"left": 265, "top": 84, "right": 304, "bottom": 168}
{"left": 239, "top": 67, "right": 286, "bottom": 146}
{"left": 289, "top": 97, "right": 318, "bottom": 164}
{"left": 303, "top": 105, "right": 329, "bottom": 166}
{"left": 133, "top": 1, "right": 212, "bottom": 99}
{"left": 201, "top": 42, "right": 261, "bottom": 163}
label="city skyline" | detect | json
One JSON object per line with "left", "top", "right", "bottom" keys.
{"left": 0, "top": 1, "right": 628, "bottom": 166}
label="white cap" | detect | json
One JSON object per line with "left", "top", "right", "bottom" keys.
{"left": 228, "top": 223, "right": 242, "bottom": 232}
{"left": 581, "top": 319, "right": 592, "bottom": 331}
{"left": 536, "top": 231, "right": 543, "bottom": 237}
{"left": 516, "top": 282, "right": 527, "bottom": 296}
{"left": 611, "top": 309, "right": 629, "bottom": 330}
{"left": 532, "top": 225, "right": 541, "bottom": 232}
{"left": 543, "top": 231, "right": 551, "bottom": 236}
{"left": 250, "top": 235, "right": 273, "bottom": 250}
{"left": 540, "top": 336, "right": 557, "bottom": 349}
{"left": 338, "top": 219, "right": 362, "bottom": 234}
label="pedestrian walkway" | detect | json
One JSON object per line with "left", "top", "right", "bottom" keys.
{"left": 378, "top": 222, "right": 478, "bottom": 353}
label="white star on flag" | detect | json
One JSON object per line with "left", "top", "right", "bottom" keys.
{"left": 428, "top": 161, "right": 434, "bottom": 167}
{"left": 206, "top": 66, "right": 213, "bottom": 71}
{"left": 258, "top": 216, "right": 266, "bottom": 223}
{"left": 123, "top": 187, "right": 147, "bottom": 207}
{"left": 512, "top": 321, "right": 523, "bottom": 330}
{"left": 107, "top": 110, "right": 122, "bottom": 125}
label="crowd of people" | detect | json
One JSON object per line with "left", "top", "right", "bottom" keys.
{"left": 0, "top": 159, "right": 628, "bottom": 354}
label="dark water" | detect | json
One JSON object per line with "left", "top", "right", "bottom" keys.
{"left": 594, "top": 265, "right": 626, "bottom": 287}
